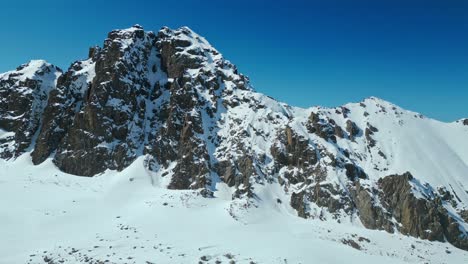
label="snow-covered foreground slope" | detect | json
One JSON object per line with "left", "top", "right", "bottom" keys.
{"left": 1, "top": 155, "right": 467, "bottom": 264}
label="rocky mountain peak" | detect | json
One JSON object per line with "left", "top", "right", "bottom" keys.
{"left": 362, "top": 96, "right": 393, "bottom": 105}
{"left": 155, "top": 26, "right": 243, "bottom": 84}
{"left": 0, "top": 60, "right": 62, "bottom": 159}
{"left": 1, "top": 25, "right": 468, "bottom": 251}
{"left": 1, "top": 59, "right": 61, "bottom": 82}
{"left": 26, "top": 25, "right": 251, "bottom": 178}
{"left": 357, "top": 96, "right": 400, "bottom": 111}
{"left": 157, "top": 26, "right": 216, "bottom": 53}
{"left": 107, "top": 24, "right": 150, "bottom": 41}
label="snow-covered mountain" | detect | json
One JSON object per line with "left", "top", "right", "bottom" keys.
{"left": 1, "top": 25, "right": 467, "bottom": 263}
{"left": 0, "top": 60, "right": 61, "bottom": 159}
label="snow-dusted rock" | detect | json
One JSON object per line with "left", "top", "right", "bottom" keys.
{"left": 1, "top": 25, "right": 468, "bottom": 250}
{"left": 0, "top": 60, "right": 62, "bottom": 159}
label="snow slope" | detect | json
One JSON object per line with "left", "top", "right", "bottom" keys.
{"left": 1, "top": 155, "right": 467, "bottom": 264}
{"left": 314, "top": 97, "right": 468, "bottom": 203}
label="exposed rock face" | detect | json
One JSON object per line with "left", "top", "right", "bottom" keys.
{"left": 291, "top": 182, "right": 353, "bottom": 220}
{"left": 30, "top": 25, "right": 251, "bottom": 192}
{"left": 0, "top": 60, "right": 62, "bottom": 159}
{"left": 364, "top": 123, "right": 378, "bottom": 147}
{"left": 350, "top": 172, "right": 468, "bottom": 250}
{"left": 378, "top": 173, "right": 468, "bottom": 249}
{"left": 378, "top": 173, "right": 444, "bottom": 241}
{"left": 350, "top": 181, "right": 394, "bottom": 232}
{"left": 51, "top": 26, "right": 158, "bottom": 176}
{"left": 345, "top": 120, "right": 360, "bottom": 141}
{"left": 31, "top": 59, "right": 95, "bottom": 166}
{"left": 307, "top": 112, "right": 343, "bottom": 143}
{"left": 271, "top": 126, "right": 318, "bottom": 184}
{"left": 1, "top": 25, "right": 468, "bottom": 250}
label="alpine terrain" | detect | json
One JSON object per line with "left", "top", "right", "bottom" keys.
{"left": 1, "top": 25, "right": 467, "bottom": 264}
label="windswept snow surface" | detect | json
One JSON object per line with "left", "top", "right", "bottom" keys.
{"left": 1, "top": 155, "right": 467, "bottom": 264}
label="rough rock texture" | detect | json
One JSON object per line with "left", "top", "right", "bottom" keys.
{"left": 1, "top": 25, "right": 468, "bottom": 250}
{"left": 345, "top": 120, "right": 360, "bottom": 141}
{"left": 31, "top": 58, "right": 95, "bottom": 165}
{"left": 350, "top": 181, "right": 394, "bottom": 232}
{"left": 378, "top": 173, "right": 444, "bottom": 241}
{"left": 349, "top": 173, "right": 468, "bottom": 250}
{"left": 306, "top": 112, "right": 344, "bottom": 143}
{"left": 0, "top": 60, "right": 61, "bottom": 159}
{"left": 364, "top": 123, "right": 378, "bottom": 148}
{"left": 51, "top": 26, "right": 158, "bottom": 176}
{"left": 378, "top": 173, "right": 468, "bottom": 249}
{"left": 271, "top": 126, "right": 318, "bottom": 184}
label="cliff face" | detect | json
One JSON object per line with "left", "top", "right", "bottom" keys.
{"left": 0, "top": 60, "right": 62, "bottom": 159}
{"left": 1, "top": 25, "right": 468, "bottom": 250}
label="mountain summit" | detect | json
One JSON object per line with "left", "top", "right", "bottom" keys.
{"left": 1, "top": 26, "right": 468, "bottom": 252}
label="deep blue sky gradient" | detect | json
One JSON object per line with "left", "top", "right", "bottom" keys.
{"left": 1, "top": 0, "right": 467, "bottom": 121}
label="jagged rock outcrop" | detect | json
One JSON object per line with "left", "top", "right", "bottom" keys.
{"left": 307, "top": 112, "right": 344, "bottom": 143}
{"left": 0, "top": 60, "right": 61, "bottom": 159}
{"left": 271, "top": 126, "right": 319, "bottom": 184}
{"left": 31, "top": 58, "right": 95, "bottom": 166}
{"left": 1, "top": 25, "right": 468, "bottom": 250}
{"left": 51, "top": 26, "right": 158, "bottom": 175}
{"left": 350, "top": 181, "right": 394, "bottom": 232}
{"left": 350, "top": 173, "right": 468, "bottom": 250}
{"left": 345, "top": 120, "right": 360, "bottom": 141}
{"left": 379, "top": 173, "right": 468, "bottom": 249}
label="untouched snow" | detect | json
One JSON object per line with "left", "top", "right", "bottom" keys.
{"left": 1, "top": 155, "right": 467, "bottom": 264}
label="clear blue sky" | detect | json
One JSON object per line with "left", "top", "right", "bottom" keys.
{"left": 1, "top": 0, "right": 467, "bottom": 121}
